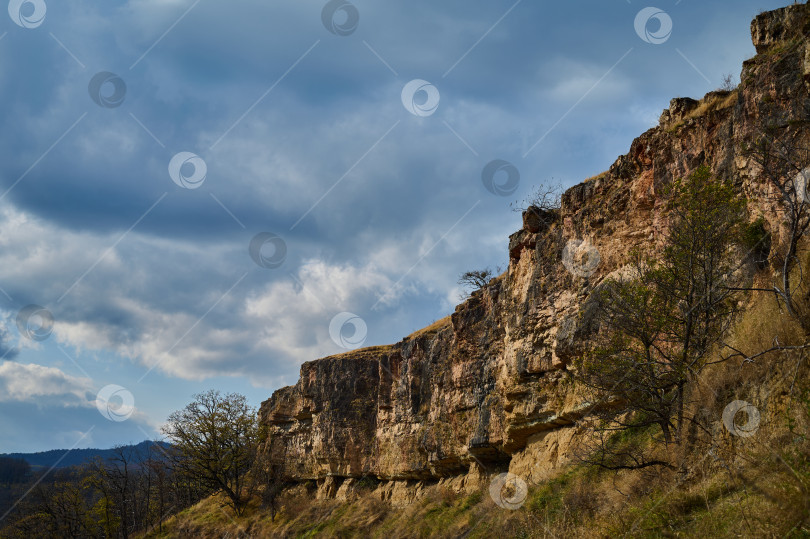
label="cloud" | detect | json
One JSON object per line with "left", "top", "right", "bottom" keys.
{"left": 0, "top": 0, "right": 792, "bottom": 453}
{"left": 0, "top": 196, "right": 504, "bottom": 387}
{"left": 0, "top": 361, "right": 92, "bottom": 404}
{"left": 54, "top": 253, "right": 409, "bottom": 384}
{"left": 0, "top": 360, "right": 161, "bottom": 453}
{"left": 539, "top": 57, "right": 634, "bottom": 104}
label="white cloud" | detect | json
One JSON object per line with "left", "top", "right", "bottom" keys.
{"left": 57, "top": 255, "right": 405, "bottom": 383}
{"left": 0, "top": 199, "right": 476, "bottom": 387}
{"left": 0, "top": 361, "right": 160, "bottom": 452}
{"left": 0, "top": 361, "right": 92, "bottom": 404}
{"left": 539, "top": 57, "right": 634, "bottom": 104}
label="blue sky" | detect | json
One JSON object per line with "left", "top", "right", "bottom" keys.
{"left": 0, "top": 0, "right": 790, "bottom": 453}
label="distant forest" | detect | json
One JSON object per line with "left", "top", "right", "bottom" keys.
{"left": 0, "top": 440, "right": 206, "bottom": 537}
{"left": 1, "top": 440, "right": 170, "bottom": 469}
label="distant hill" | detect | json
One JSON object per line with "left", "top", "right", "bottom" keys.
{"left": 1, "top": 440, "right": 172, "bottom": 470}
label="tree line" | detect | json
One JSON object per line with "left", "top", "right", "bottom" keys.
{"left": 0, "top": 441, "right": 208, "bottom": 538}
{"left": 0, "top": 390, "right": 284, "bottom": 538}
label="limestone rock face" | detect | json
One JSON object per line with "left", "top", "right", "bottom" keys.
{"left": 659, "top": 97, "right": 699, "bottom": 125}
{"left": 259, "top": 4, "right": 810, "bottom": 503}
{"left": 752, "top": 3, "right": 810, "bottom": 54}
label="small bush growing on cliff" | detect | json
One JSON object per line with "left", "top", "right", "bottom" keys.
{"left": 458, "top": 268, "right": 494, "bottom": 290}
{"left": 742, "top": 216, "right": 772, "bottom": 267}
{"left": 458, "top": 266, "right": 503, "bottom": 299}
{"left": 511, "top": 181, "right": 562, "bottom": 215}
{"left": 719, "top": 73, "right": 738, "bottom": 92}
{"left": 251, "top": 451, "right": 288, "bottom": 522}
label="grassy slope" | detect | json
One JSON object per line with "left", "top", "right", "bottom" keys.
{"left": 145, "top": 252, "right": 810, "bottom": 538}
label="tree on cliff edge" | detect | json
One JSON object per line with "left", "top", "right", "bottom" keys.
{"left": 163, "top": 390, "right": 259, "bottom": 516}
{"left": 574, "top": 166, "right": 745, "bottom": 469}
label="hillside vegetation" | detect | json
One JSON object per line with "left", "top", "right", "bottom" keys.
{"left": 146, "top": 253, "right": 810, "bottom": 537}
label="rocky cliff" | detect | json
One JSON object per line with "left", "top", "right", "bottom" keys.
{"left": 259, "top": 3, "right": 810, "bottom": 504}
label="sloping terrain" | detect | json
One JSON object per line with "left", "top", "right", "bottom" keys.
{"left": 150, "top": 4, "right": 810, "bottom": 537}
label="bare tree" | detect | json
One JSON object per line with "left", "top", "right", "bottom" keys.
{"left": 720, "top": 73, "right": 738, "bottom": 92}
{"left": 251, "top": 450, "right": 288, "bottom": 522}
{"left": 743, "top": 125, "right": 810, "bottom": 333}
{"left": 511, "top": 181, "right": 563, "bottom": 215}
{"left": 163, "top": 390, "right": 260, "bottom": 516}
{"left": 511, "top": 182, "right": 566, "bottom": 276}
{"left": 458, "top": 268, "right": 494, "bottom": 291}
{"left": 145, "top": 452, "right": 170, "bottom": 534}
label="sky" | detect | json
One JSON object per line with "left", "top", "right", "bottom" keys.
{"left": 0, "top": 0, "right": 791, "bottom": 453}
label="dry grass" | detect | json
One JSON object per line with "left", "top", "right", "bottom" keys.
{"left": 302, "top": 315, "right": 452, "bottom": 366}
{"left": 308, "top": 316, "right": 451, "bottom": 367}
{"left": 406, "top": 315, "right": 451, "bottom": 340}
{"left": 317, "top": 344, "right": 395, "bottom": 363}
{"left": 684, "top": 91, "right": 738, "bottom": 121}
{"left": 150, "top": 301, "right": 810, "bottom": 537}
{"left": 149, "top": 418, "right": 810, "bottom": 537}
{"left": 667, "top": 90, "right": 739, "bottom": 132}
{"left": 147, "top": 251, "right": 810, "bottom": 539}
{"left": 583, "top": 171, "right": 608, "bottom": 184}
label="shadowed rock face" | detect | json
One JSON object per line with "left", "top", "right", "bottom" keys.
{"left": 259, "top": 3, "right": 810, "bottom": 501}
